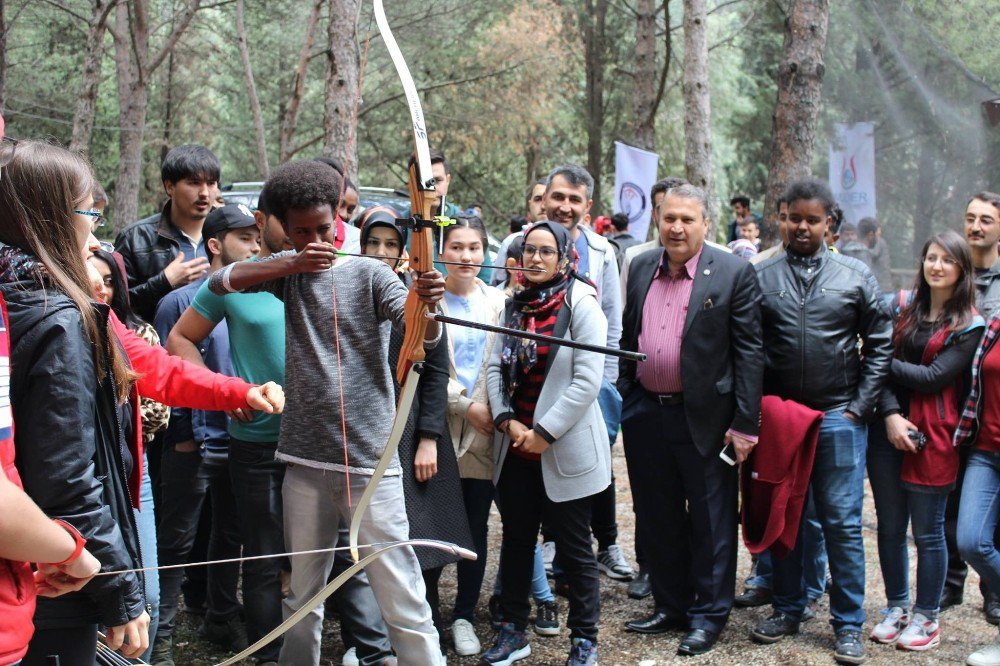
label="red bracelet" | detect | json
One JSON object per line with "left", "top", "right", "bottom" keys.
{"left": 50, "top": 519, "right": 86, "bottom": 566}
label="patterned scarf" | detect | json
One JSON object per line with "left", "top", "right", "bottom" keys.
{"left": 500, "top": 221, "right": 576, "bottom": 398}
{"left": 954, "top": 311, "right": 1000, "bottom": 447}
{"left": 0, "top": 241, "right": 44, "bottom": 287}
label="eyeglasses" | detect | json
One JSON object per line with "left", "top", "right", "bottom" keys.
{"left": 522, "top": 244, "right": 558, "bottom": 260}
{"left": 0, "top": 137, "right": 18, "bottom": 168}
{"left": 98, "top": 240, "right": 114, "bottom": 253}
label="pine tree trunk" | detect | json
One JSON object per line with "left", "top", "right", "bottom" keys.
{"left": 279, "top": 0, "right": 323, "bottom": 163}
{"left": 236, "top": 0, "right": 269, "bottom": 177}
{"left": 322, "top": 0, "right": 361, "bottom": 181}
{"left": 69, "top": 1, "right": 112, "bottom": 155}
{"left": 111, "top": 1, "right": 149, "bottom": 233}
{"left": 761, "top": 0, "right": 830, "bottom": 247}
{"left": 682, "top": 0, "right": 715, "bottom": 231}
{"left": 583, "top": 0, "right": 609, "bottom": 211}
{"left": 633, "top": 0, "right": 656, "bottom": 150}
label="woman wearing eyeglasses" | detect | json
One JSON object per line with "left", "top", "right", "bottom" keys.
{"left": 483, "top": 220, "right": 610, "bottom": 666}
{"left": 0, "top": 140, "right": 151, "bottom": 664}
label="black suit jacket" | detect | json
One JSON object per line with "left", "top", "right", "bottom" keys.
{"left": 618, "top": 244, "right": 764, "bottom": 456}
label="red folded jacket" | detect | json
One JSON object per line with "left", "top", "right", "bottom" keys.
{"left": 741, "top": 395, "right": 824, "bottom": 558}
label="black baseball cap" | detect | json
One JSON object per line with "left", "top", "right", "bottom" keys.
{"left": 203, "top": 203, "right": 257, "bottom": 237}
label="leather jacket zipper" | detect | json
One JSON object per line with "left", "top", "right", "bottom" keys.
{"left": 104, "top": 332, "right": 149, "bottom": 614}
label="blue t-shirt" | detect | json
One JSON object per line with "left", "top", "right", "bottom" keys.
{"left": 154, "top": 277, "right": 231, "bottom": 458}
{"left": 575, "top": 232, "right": 591, "bottom": 280}
{"left": 191, "top": 279, "right": 285, "bottom": 443}
{"left": 443, "top": 290, "right": 489, "bottom": 394}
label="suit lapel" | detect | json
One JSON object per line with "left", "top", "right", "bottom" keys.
{"left": 683, "top": 248, "right": 715, "bottom": 337}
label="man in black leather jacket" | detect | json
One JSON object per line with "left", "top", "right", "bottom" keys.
{"left": 114, "top": 145, "right": 218, "bottom": 322}
{"left": 748, "top": 179, "right": 893, "bottom": 666}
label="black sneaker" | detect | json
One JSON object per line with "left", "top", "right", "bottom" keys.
{"left": 833, "top": 629, "right": 865, "bottom": 664}
{"left": 596, "top": 545, "right": 635, "bottom": 581}
{"left": 986, "top": 593, "right": 1000, "bottom": 626}
{"left": 150, "top": 635, "right": 175, "bottom": 666}
{"left": 199, "top": 615, "right": 249, "bottom": 652}
{"left": 940, "top": 584, "right": 964, "bottom": 610}
{"left": 534, "top": 600, "right": 560, "bottom": 636}
{"left": 489, "top": 593, "right": 504, "bottom": 629}
{"left": 734, "top": 586, "right": 773, "bottom": 608}
{"left": 750, "top": 612, "right": 800, "bottom": 644}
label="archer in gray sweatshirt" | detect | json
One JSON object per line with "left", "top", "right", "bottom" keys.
{"left": 210, "top": 253, "right": 440, "bottom": 474}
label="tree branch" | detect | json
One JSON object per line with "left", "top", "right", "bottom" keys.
{"left": 147, "top": 0, "right": 202, "bottom": 74}
{"left": 358, "top": 62, "right": 523, "bottom": 119}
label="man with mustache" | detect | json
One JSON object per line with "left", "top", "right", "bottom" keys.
{"left": 943, "top": 191, "right": 1000, "bottom": 621}
{"left": 750, "top": 178, "right": 892, "bottom": 665}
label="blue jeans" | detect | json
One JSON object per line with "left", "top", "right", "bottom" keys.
{"left": 867, "top": 421, "right": 949, "bottom": 617}
{"left": 598, "top": 378, "right": 622, "bottom": 444}
{"left": 134, "top": 454, "right": 159, "bottom": 663}
{"left": 746, "top": 493, "right": 828, "bottom": 601}
{"left": 772, "top": 410, "right": 868, "bottom": 632}
{"left": 957, "top": 450, "right": 1000, "bottom": 595}
{"left": 493, "top": 542, "right": 555, "bottom": 604}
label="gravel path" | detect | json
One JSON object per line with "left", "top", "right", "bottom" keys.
{"left": 175, "top": 442, "right": 998, "bottom": 665}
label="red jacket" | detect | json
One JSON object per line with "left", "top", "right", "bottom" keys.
{"left": 0, "top": 294, "right": 35, "bottom": 666}
{"left": 741, "top": 395, "right": 825, "bottom": 558}
{"left": 109, "top": 310, "right": 255, "bottom": 504}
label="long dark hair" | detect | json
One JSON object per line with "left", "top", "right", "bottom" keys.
{"left": 92, "top": 250, "right": 144, "bottom": 330}
{"left": 895, "top": 229, "right": 976, "bottom": 354}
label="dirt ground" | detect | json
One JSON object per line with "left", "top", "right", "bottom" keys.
{"left": 175, "top": 443, "right": 998, "bottom": 665}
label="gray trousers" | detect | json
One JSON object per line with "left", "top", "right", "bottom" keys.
{"left": 278, "top": 463, "right": 440, "bottom": 665}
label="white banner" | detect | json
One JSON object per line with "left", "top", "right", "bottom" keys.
{"left": 613, "top": 141, "right": 660, "bottom": 243}
{"left": 829, "top": 122, "right": 876, "bottom": 227}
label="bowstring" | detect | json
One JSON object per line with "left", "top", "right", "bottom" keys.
{"left": 331, "top": 9, "right": 375, "bottom": 516}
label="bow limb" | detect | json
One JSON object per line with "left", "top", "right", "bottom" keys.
{"left": 348, "top": 0, "right": 438, "bottom": 563}
{"left": 214, "top": 539, "right": 476, "bottom": 666}
{"left": 347, "top": 363, "right": 420, "bottom": 562}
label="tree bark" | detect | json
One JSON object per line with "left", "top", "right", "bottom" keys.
{"left": 633, "top": 0, "right": 656, "bottom": 150}
{"left": 236, "top": 0, "right": 269, "bottom": 177}
{"left": 682, "top": 0, "right": 714, "bottom": 232}
{"left": 109, "top": 0, "right": 202, "bottom": 232}
{"left": 761, "top": 0, "right": 830, "bottom": 247}
{"left": 279, "top": 0, "right": 323, "bottom": 163}
{"left": 322, "top": 0, "right": 361, "bottom": 182}
{"left": 913, "top": 142, "right": 934, "bottom": 261}
{"left": 582, "top": 0, "right": 609, "bottom": 211}
{"left": 69, "top": 1, "right": 115, "bottom": 155}
{"left": 111, "top": 0, "right": 149, "bottom": 234}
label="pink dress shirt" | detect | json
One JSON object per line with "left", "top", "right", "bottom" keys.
{"left": 636, "top": 249, "right": 701, "bottom": 393}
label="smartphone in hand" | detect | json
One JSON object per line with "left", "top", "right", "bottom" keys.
{"left": 719, "top": 441, "right": 737, "bottom": 466}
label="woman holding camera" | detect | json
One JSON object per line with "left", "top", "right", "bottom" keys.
{"left": 868, "top": 230, "right": 983, "bottom": 651}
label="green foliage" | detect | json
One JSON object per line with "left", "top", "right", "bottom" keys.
{"left": 3, "top": 0, "right": 995, "bottom": 250}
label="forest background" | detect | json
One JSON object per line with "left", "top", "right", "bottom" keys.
{"left": 1, "top": 0, "right": 997, "bottom": 273}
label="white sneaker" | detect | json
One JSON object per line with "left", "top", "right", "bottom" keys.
{"left": 452, "top": 618, "right": 481, "bottom": 656}
{"left": 968, "top": 641, "right": 1000, "bottom": 666}
{"left": 869, "top": 606, "right": 908, "bottom": 644}
{"left": 896, "top": 612, "right": 939, "bottom": 651}
{"left": 342, "top": 646, "right": 359, "bottom": 666}
{"left": 542, "top": 541, "right": 556, "bottom": 577}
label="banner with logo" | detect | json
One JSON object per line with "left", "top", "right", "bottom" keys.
{"left": 613, "top": 141, "right": 660, "bottom": 243}
{"left": 829, "top": 122, "right": 876, "bottom": 227}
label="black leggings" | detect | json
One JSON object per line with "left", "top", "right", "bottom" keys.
{"left": 22, "top": 624, "right": 97, "bottom": 666}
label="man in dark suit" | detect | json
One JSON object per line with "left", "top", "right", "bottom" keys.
{"left": 618, "top": 184, "right": 764, "bottom": 656}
